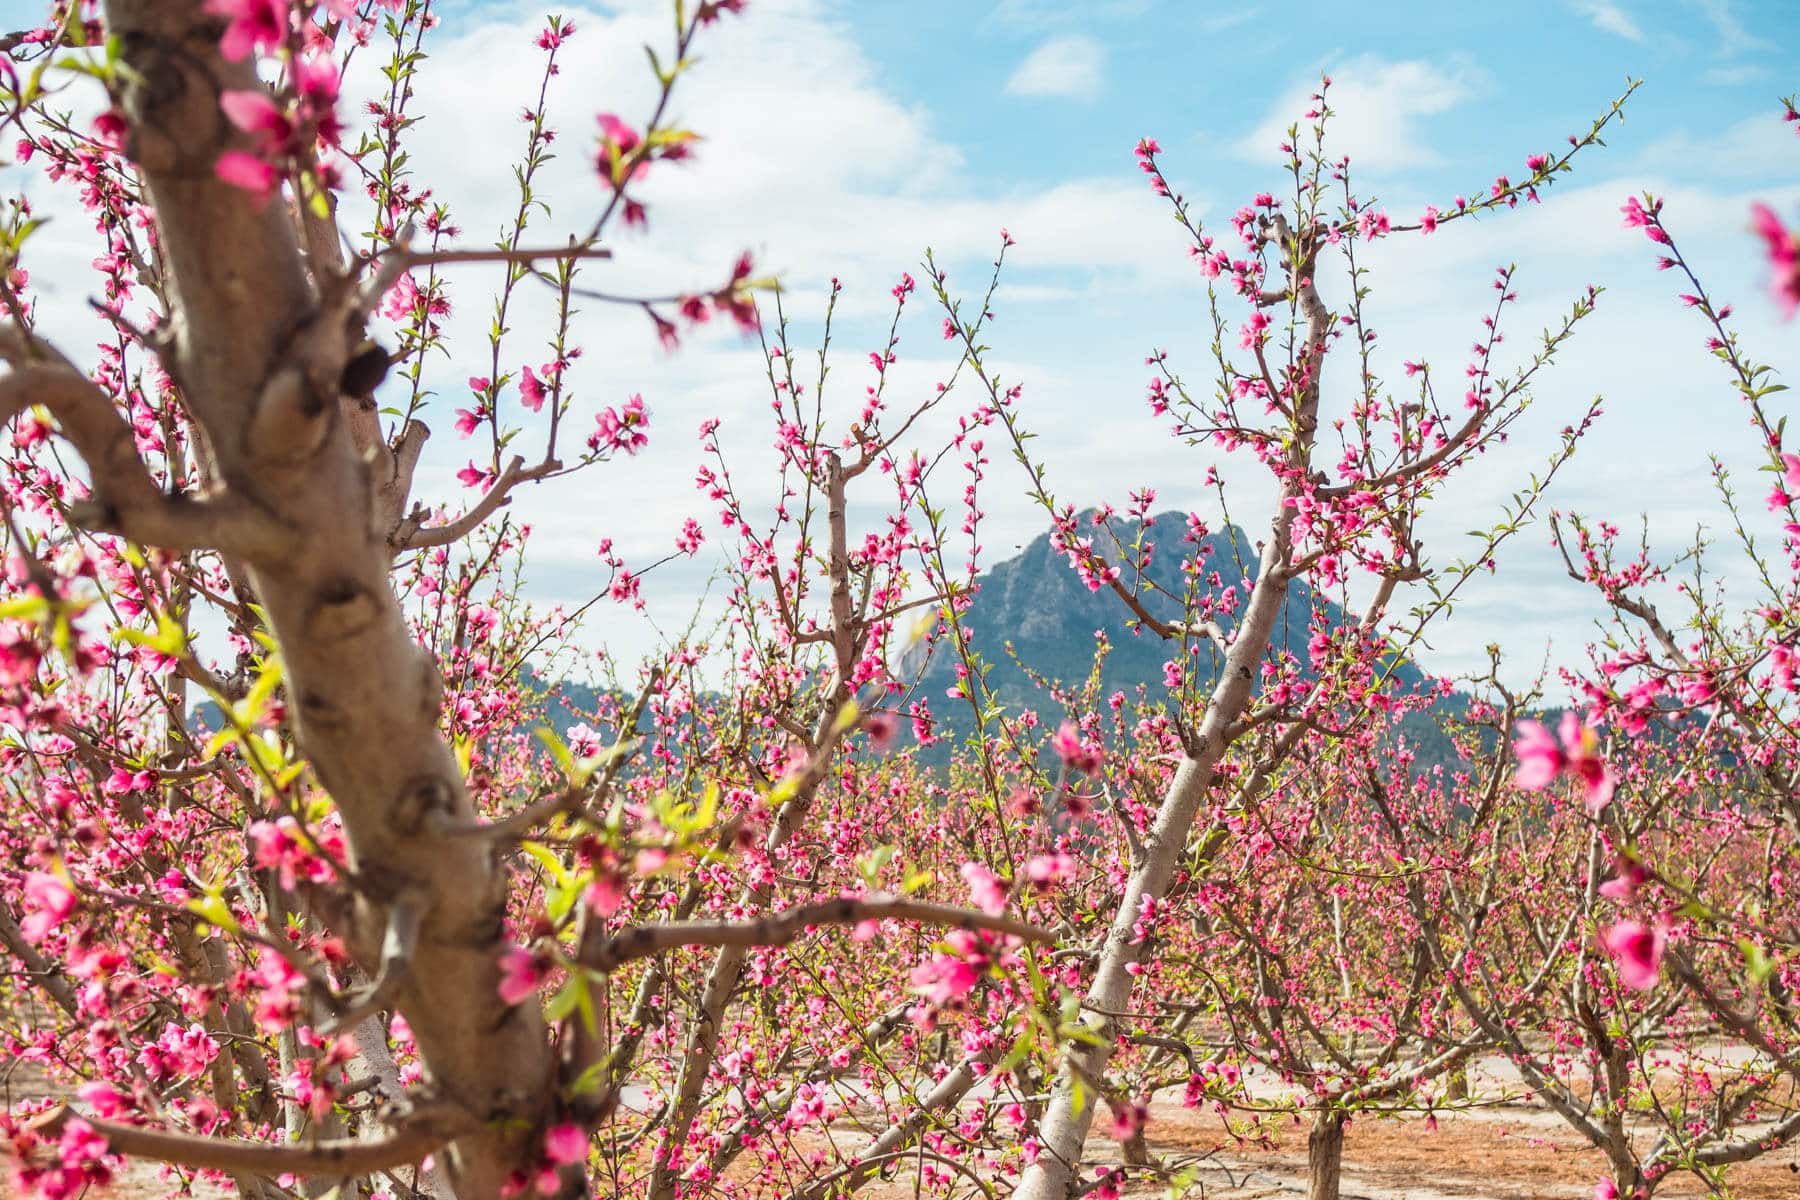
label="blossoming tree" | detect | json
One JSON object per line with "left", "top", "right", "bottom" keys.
{"left": 4, "top": 0, "right": 1794, "bottom": 1198}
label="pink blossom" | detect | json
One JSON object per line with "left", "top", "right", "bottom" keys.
{"left": 960, "top": 862, "right": 1007, "bottom": 916}
{"left": 585, "top": 871, "right": 626, "bottom": 917}
{"left": 21, "top": 872, "right": 76, "bottom": 943}
{"left": 1600, "top": 920, "right": 1665, "bottom": 991}
{"left": 1598, "top": 855, "right": 1649, "bottom": 903}
{"left": 862, "top": 712, "right": 899, "bottom": 753}
{"left": 542, "top": 1122, "right": 587, "bottom": 1166}
{"left": 204, "top": 0, "right": 287, "bottom": 61}
{"left": 1106, "top": 1098, "right": 1148, "bottom": 1142}
{"left": 519, "top": 366, "right": 547, "bottom": 412}
{"left": 590, "top": 395, "right": 650, "bottom": 456}
{"left": 596, "top": 114, "right": 642, "bottom": 156}
{"left": 248, "top": 816, "right": 334, "bottom": 890}
{"left": 1513, "top": 713, "right": 1615, "bottom": 813}
{"left": 1050, "top": 721, "right": 1100, "bottom": 774}
{"left": 1619, "top": 194, "right": 1668, "bottom": 243}
{"left": 73, "top": 1082, "right": 127, "bottom": 1119}
{"left": 1750, "top": 203, "right": 1799, "bottom": 320}
{"left": 909, "top": 930, "right": 995, "bottom": 1006}
{"left": 1023, "top": 853, "right": 1074, "bottom": 889}
{"left": 1782, "top": 451, "right": 1800, "bottom": 493}
{"left": 214, "top": 151, "right": 277, "bottom": 202}
{"left": 498, "top": 948, "right": 547, "bottom": 1005}
{"left": 219, "top": 90, "right": 290, "bottom": 144}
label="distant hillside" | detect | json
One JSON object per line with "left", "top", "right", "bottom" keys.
{"left": 903, "top": 511, "right": 1470, "bottom": 771}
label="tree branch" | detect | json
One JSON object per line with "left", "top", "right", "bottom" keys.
{"left": 0, "top": 332, "right": 288, "bottom": 557}
{"left": 579, "top": 895, "right": 1051, "bottom": 975}
{"left": 28, "top": 1102, "right": 468, "bottom": 1177}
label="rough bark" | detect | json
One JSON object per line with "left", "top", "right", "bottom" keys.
{"left": 89, "top": 3, "right": 559, "bottom": 1194}
{"left": 1306, "top": 1107, "right": 1346, "bottom": 1200}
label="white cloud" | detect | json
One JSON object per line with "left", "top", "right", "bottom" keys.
{"left": 990, "top": 0, "right": 1149, "bottom": 28}
{"left": 1574, "top": 1, "right": 1646, "bottom": 42}
{"left": 1004, "top": 35, "right": 1107, "bottom": 101}
{"left": 1636, "top": 111, "right": 1795, "bottom": 179}
{"left": 1684, "top": 0, "right": 1772, "bottom": 57}
{"left": 1699, "top": 63, "right": 1769, "bottom": 85}
{"left": 1236, "top": 55, "right": 1487, "bottom": 171}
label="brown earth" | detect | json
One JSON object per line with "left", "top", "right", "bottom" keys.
{"left": 5, "top": 1068, "right": 1799, "bottom": 1200}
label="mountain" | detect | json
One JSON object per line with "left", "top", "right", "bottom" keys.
{"left": 903, "top": 511, "right": 1468, "bottom": 770}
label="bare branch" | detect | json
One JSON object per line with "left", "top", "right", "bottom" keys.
{"left": 391, "top": 455, "right": 560, "bottom": 551}
{"left": 29, "top": 1102, "right": 468, "bottom": 1177}
{"left": 579, "top": 894, "right": 1052, "bottom": 975}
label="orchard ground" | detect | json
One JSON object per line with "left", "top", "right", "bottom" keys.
{"left": 7, "top": 1052, "right": 1800, "bottom": 1200}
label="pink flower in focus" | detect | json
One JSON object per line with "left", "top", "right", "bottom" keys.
{"left": 909, "top": 929, "right": 995, "bottom": 1006}
{"left": 519, "top": 366, "right": 547, "bottom": 412}
{"left": 1600, "top": 919, "right": 1665, "bottom": 991}
{"left": 247, "top": 816, "right": 337, "bottom": 890}
{"left": 589, "top": 395, "right": 649, "bottom": 456}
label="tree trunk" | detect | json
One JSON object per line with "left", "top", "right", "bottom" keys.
{"left": 1014, "top": 515, "right": 1297, "bottom": 1200}
{"left": 101, "top": 4, "right": 558, "bottom": 1195}
{"left": 1307, "top": 1107, "right": 1346, "bottom": 1200}
{"left": 1012, "top": 211, "right": 1331, "bottom": 1200}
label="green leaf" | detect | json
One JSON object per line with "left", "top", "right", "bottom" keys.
{"left": 0, "top": 594, "right": 50, "bottom": 622}
{"left": 536, "top": 726, "right": 592, "bottom": 787}
{"left": 519, "top": 840, "right": 570, "bottom": 887}
{"left": 186, "top": 892, "right": 241, "bottom": 935}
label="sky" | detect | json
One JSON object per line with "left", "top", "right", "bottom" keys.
{"left": 11, "top": 0, "right": 1800, "bottom": 693}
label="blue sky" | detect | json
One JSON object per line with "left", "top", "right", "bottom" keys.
{"left": 14, "top": 0, "right": 1800, "bottom": 690}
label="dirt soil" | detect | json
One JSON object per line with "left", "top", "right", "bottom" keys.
{"left": 6, "top": 1070, "right": 1800, "bottom": 1200}
{"left": 1099, "top": 1094, "right": 1800, "bottom": 1200}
